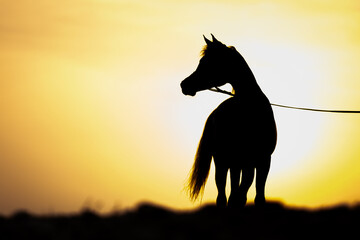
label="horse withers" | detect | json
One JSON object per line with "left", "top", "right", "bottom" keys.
{"left": 181, "top": 35, "right": 277, "bottom": 208}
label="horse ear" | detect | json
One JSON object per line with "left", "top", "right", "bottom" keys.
{"left": 203, "top": 35, "right": 212, "bottom": 45}
{"left": 211, "top": 34, "right": 220, "bottom": 44}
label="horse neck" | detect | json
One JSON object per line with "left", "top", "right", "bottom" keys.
{"left": 230, "top": 69, "right": 263, "bottom": 98}
{"left": 227, "top": 54, "right": 262, "bottom": 97}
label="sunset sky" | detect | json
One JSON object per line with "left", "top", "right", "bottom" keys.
{"left": 1, "top": 0, "right": 360, "bottom": 215}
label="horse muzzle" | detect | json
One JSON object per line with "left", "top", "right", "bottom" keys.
{"left": 180, "top": 79, "right": 197, "bottom": 96}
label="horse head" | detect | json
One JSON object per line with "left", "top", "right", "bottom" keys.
{"left": 181, "top": 34, "right": 240, "bottom": 96}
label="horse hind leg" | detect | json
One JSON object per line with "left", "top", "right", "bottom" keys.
{"left": 255, "top": 156, "right": 271, "bottom": 206}
{"left": 238, "top": 167, "right": 255, "bottom": 207}
{"left": 214, "top": 163, "right": 227, "bottom": 207}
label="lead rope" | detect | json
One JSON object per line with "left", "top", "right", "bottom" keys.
{"left": 208, "top": 87, "right": 360, "bottom": 114}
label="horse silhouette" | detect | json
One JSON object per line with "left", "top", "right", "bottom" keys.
{"left": 181, "top": 35, "right": 277, "bottom": 207}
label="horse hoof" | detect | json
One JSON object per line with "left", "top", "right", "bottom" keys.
{"left": 254, "top": 196, "right": 266, "bottom": 207}
{"left": 239, "top": 196, "right": 247, "bottom": 208}
{"left": 216, "top": 195, "right": 227, "bottom": 208}
{"left": 228, "top": 195, "right": 246, "bottom": 209}
{"left": 228, "top": 193, "right": 237, "bottom": 207}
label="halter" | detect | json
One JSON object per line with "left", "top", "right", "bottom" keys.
{"left": 209, "top": 87, "right": 360, "bottom": 114}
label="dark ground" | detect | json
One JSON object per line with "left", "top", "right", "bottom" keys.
{"left": 1, "top": 201, "right": 359, "bottom": 239}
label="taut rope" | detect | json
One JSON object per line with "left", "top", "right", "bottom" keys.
{"left": 209, "top": 87, "right": 360, "bottom": 114}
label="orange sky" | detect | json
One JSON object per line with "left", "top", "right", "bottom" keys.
{"left": 1, "top": 0, "right": 360, "bottom": 215}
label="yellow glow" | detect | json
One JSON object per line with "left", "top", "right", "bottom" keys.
{"left": 1, "top": 0, "right": 360, "bottom": 215}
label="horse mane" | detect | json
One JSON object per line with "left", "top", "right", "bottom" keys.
{"left": 200, "top": 45, "right": 208, "bottom": 56}
{"left": 200, "top": 44, "right": 238, "bottom": 57}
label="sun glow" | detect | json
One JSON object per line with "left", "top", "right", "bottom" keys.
{"left": 0, "top": 0, "right": 360, "bottom": 215}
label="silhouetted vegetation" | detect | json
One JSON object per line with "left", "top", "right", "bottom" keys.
{"left": 1, "top": 202, "right": 359, "bottom": 239}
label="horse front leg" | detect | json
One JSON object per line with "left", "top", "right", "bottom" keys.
{"left": 214, "top": 162, "right": 228, "bottom": 207}
{"left": 255, "top": 156, "right": 271, "bottom": 206}
{"left": 228, "top": 166, "right": 240, "bottom": 208}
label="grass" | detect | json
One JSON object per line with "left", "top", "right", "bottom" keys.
{"left": 1, "top": 201, "right": 359, "bottom": 239}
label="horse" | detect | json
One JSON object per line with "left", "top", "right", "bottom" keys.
{"left": 180, "top": 34, "right": 277, "bottom": 208}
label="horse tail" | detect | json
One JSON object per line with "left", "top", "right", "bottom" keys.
{"left": 187, "top": 116, "right": 214, "bottom": 201}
